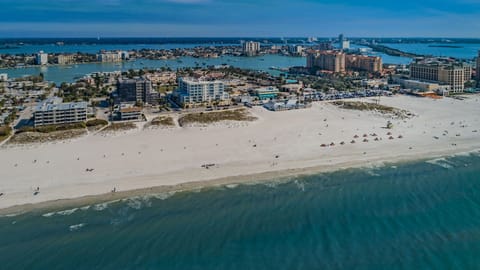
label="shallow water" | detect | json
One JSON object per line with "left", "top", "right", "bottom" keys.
{"left": 2, "top": 153, "right": 480, "bottom": 269}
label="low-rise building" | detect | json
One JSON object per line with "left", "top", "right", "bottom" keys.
{"left": 33, "top": 97, "right": 87, "bottom": 127}
{"left": 116, "top": 104, "right": 142, "bottom": 121}
{"left": 254, "top": 86, "right": 279, "bottom": 100}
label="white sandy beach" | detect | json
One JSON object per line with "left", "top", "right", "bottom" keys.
{"left": 1, "top": 95, "right": 480, "bottom": 213}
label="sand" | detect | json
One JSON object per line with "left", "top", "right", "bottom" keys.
{"left": 1, "top": 95, "right": 480, "bottom": 215}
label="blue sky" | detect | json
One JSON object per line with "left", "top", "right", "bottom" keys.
{"left": 0, "top": 0, "right": 479, "bottom": 37}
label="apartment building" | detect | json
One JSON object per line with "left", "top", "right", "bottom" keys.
{"left": 243, "top": 41, "right": 261, "bottom": 56}
{"left": 34, "top": 97, "right": 87, "bottom": 127}
{"left": 116, "top": 78, "right": 159, "bottom": 105}
{"left": 56, "top": 54, "right": 75, "bottom": 65}
{"left": 174, "top": 77, "right": 229, "bottom": 106}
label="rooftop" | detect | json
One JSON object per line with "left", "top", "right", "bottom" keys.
{"left": 35, "top": 97, "right": 87, "bottom": 112}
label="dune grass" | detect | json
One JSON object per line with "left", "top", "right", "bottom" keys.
{"left": 178, "top": 109, "right": 256, "bottom": 127}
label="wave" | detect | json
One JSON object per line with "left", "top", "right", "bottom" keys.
{"left": 426, "top": 158, "right": 454, "bottom": 169}
{"left": 69, "top": 223, "right": 86, "bottom": 232}
{"left": 42, "top": 208, "right": 78, "bottom": 217}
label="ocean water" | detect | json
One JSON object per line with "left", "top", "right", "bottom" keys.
{"left": 2, "top": 153, "right": 480, "bottom": 269}
{"left": 382, "top": 43, "right": 480, "bottom": 60}
{"left": 2, "top": 55, "right": 306, "bottom": 84}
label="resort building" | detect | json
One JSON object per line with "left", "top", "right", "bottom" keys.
{"left": 254, "top": 86, "right": 279, "bottom": 100}
{"left": 410, "top": 58, "right": 472, "bottom": 93}
{"left": 307, "top": 51, "right": 346, "bottom": 73}
{"left": 173, "top": 77, "right": 229, "bottom": 106}
{"left": 35, "top": 51, "right": 48, "bottom": 65}
{"left": 33, "top": 97, "right": 87, "bottom": 127}
{"left": 243, "top": 41, "right": 261, "bottom": 56}
{"left": 116, "top": 78, "right": 159, "bottom": 105}
{"left": 345, "top": 55, "right": 383, "bottom": 73}
{"left": 56, "top": 54, "right": 75, "bottom": 65}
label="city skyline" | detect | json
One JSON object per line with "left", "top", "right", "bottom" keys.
{"left": 1, "top": 0, "right": 480, "bottom": 37}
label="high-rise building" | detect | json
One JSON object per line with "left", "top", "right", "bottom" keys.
{"left": 173, "top": 77, "right": 229, "bottom": 106}
{"left": 339, "top": 34, "right": 345, "bottom": 42}
{"left": 242, "top": 41, "right": 261, "bottom": 56}
{"left": 35, "top": 51, "right": 48, "bottom": 65}
{"left": 410, "top": 58, "right": 471, "bottom": 93}
{"left": 345, "top": 55, "right": 383, "bottom": 73}
{"left": 116, "top": 78, "right": 159, "bottom": 105}
{"left": 307, "top": 51, "right": 346, "bottom": 73}
{"left": 34, "top": 97, "right": 87, "bottom": 127}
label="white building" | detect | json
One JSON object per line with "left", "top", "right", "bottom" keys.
{"left": 97, "top": 51, "right": 124, "bottom": 62}
{"left": 174, "top": 77, "right": 229, "bottom": 106}
{"left": 35, "top": 51, "right": 48, "bottom": 65}
{"left": 0, "top": 73, "right": 7, "bottom": 81}
{"left": 341, "top": 40, "right": 350, "bottom": 50}
{"left": 288, "top": 45, "right": 303, "bottom": 55}
{"left": 243, "top": 41, "right": 261, "bottom": 56}
{"left": 34, "top": 97, "right": 87, "bottom": 127}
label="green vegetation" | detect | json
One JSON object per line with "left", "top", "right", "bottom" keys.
{"left": 150, "top": 116, "right": 175, "bottom": 127}
{"left": 17, "top": 122, "right": 86, "bottom": 134}
{"left": 101, "top": 122, "right": 137, "bottom": 132}
{"left": 331, "top": 101, "right": 412, "bottom": 119}
{"left": 57, "top": 82, "right": 109, "bottom": 102}
{"left": 0, "top": 125, "right": 12, "bottom": 142}
{"left": 8, "top": 129, "right": 87, "bottom": 145}
{"left": 178, "top": 109, "right": 256, "bottom": 127}
{"left": 86, "top": 119, "right": 108, "bottom": 127}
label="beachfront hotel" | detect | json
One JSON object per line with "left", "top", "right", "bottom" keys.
{"left": 307, "top": 50, "right": 346, "bottom": 73}
{"left": 173, "top": 77, "right": 229, "bottom": 106}
{"left": 345, "top": 54, "right": 383, "bottom": 73}
{"left": 243, "top": 41, "right": 261, "bottom": 56}
{"left": 410, "top": 58, "right": 472, "bottom": 93}
{"left": 33, "top": 97, "right": 87, "bottom": 127}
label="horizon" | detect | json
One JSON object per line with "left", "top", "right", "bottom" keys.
{"left": 1, "top": 0, "right": 480, "bottom": 38}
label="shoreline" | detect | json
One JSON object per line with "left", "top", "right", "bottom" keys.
{"left": 2, "top": 95, "right": 480, "bottom": 216}
{"left": 1, "top": 146, "right": 477, "bottom": 217}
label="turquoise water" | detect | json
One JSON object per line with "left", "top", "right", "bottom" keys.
{"left": 2, "top": 153, "right": 480, "bottom": 269}
{"left": 382, "top": 43, "right": 480, "bottom": 60}
{"left": 2, "top": 55, "right": 306, "bottom": 84}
